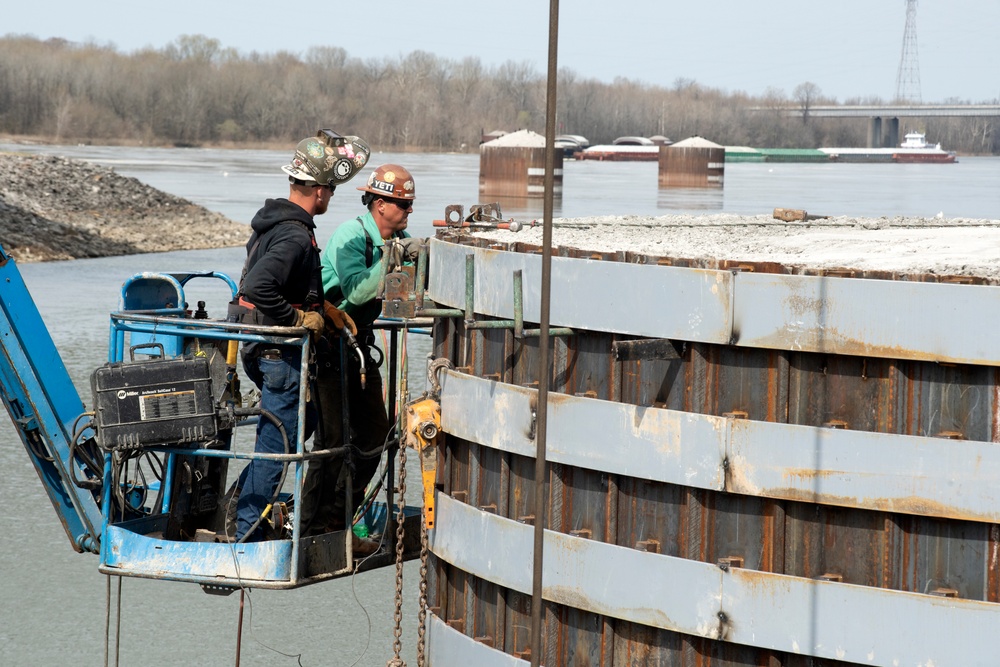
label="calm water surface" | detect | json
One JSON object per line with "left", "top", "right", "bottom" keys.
{"left": 0, "top": 144, "right": 998, "bottom": 665}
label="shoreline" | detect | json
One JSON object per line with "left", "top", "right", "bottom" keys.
{"left": 0, "top": 152, "right": 247, "bottom": 263}
{"left": 0, "top": 133, "right": 468, "bottom": 154}
{"left": 5, "top": 134, "right": 997, "bottom": 158}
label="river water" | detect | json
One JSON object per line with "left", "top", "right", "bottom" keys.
{"left": 0, "top": 144, "right": 998, "bottom": 666}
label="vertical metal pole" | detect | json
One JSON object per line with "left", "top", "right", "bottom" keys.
{"left": 530, "top": 2, "right": 559, "bottom": 665}
{"left": 235, "top": 588, "right": 245, "bottom": 667}
{"left": 387, "top": 327, "right": 399, "bottom": 549}
{"left": 513, "top": 270, "right": 524, "bottom": 339}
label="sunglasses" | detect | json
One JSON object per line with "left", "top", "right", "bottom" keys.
{"left": 384, "top": 198, "right": 412, "bottom": 210}
{"left": 315, "top": 182, "right": 336, "bottom": 193}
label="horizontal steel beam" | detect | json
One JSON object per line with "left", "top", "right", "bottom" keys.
{"left": 431, "top": 493, "right": 1000, "bottom": 666}
{"left": 429, "top": 239, "right": 733, "bottom": 341}
{"left": 759, "top": 105, "right": 1000, "bottom": 118}
{"left": 440, "top": 370, "right": 1000, "bottom": 522}
{"left": 428, "top": 240, "right": 1000, "bottom": 365}
{"left": 427, "top": 615, "right": 529, "bottom": 666}
{"left": 731, "top": 272, "right": 1000, "bottom": 364}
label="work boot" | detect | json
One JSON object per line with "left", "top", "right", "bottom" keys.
{"left": 352, "top": 533, "right": 381, "bottom": 557}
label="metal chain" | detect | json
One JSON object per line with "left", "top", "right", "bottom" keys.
{"left": 387, "top": 442, "right": 408, "bottom": 667}
{"left": 416, "top": 513, "right": 429, "bottom": 667}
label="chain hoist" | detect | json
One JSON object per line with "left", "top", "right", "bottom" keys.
{"left": 403, "top": 396, "right": 443, "bottom": 667}
{"left": 386, "top": 440, "right": 408, "bottom": 667}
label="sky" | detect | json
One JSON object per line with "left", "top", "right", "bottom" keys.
{"left": 4, "top": 1, "right": 999, "bottom": 104}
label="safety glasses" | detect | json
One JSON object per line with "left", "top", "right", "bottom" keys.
{"left": 385, "top": 198, "right": 412, "bottom": 210}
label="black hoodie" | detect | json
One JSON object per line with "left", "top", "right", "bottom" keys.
{"left": 240, "top": 198, "right": 321, "bottom": 326}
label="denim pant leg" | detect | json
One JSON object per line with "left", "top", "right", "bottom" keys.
{"left": 235, "top": 349, "right": 303, "bottom": 541}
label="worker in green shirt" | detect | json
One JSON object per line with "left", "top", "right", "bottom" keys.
{"left": 299, "top": 163, "right": 421, "bottom": 539}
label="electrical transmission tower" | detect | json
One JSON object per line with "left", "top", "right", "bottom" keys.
{"left": 895, "top": 0, "right": 922, "bottom": 104}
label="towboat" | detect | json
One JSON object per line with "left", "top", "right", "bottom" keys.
{"left": 893, "top": 131, "right": 957, "bottom": 163}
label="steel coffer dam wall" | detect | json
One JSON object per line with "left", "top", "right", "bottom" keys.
{"left": 421, "top": 231, "right": 1000, "bottom": 667}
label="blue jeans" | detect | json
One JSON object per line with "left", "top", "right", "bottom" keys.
{"left": 235, "top": 347, "right": 315, "bottom": 541}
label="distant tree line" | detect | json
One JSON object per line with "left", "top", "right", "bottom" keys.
{"left": 0, "top": 34, "right": 997, "bottom": 154}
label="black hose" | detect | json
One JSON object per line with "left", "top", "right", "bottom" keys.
{"left": 235, "top": 407, "right": 290, "bottom": 544}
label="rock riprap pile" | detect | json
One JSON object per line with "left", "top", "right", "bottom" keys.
{"left": 0, "top": 152, "right": 248, "bottom": 262}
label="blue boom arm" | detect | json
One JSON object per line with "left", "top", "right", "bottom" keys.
{"left": 0, "top": 243, "right": 103, "bottom": 552}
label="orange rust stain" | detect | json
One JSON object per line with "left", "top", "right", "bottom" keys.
{"left": 730, "top": 483, "right": 991, "bottom": 523}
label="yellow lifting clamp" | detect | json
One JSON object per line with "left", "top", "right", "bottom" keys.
{"left": 404, "top": 397, "right": 442, "bottom": 529}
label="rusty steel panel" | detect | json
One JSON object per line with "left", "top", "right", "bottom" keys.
{"left": 782, "top": 502, "right": 893, "bottom": 587}
{"left": 787, "top": 354, "right": 898, "bottom": 433}
{"left": 895, "top": 515, "right": 991, "bottom": 600}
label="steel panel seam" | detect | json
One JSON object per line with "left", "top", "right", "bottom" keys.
{"left": 432, "top": 493, "right": 1000, "bottom": 665}
{"left": 440, "top": 370, "right": 1000, "bottom": 521}
{"left": 427, "top": 239, "right": 734, "bottom": 341}
{"left": 427, "top": 614, "right": 529, "bottom": 666}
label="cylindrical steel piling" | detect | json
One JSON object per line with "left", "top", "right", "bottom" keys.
{"left": 421, "top": 228, "right": 1000, "bottom": 666}
{"left": 479, "top": 131, "right": 563, "bottom": 199}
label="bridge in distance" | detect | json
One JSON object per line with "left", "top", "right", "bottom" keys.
{"left": 778, "top": 104, "right": 1000, "bottom": 147}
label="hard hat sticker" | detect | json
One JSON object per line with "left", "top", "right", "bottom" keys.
{"left": 334, "top": 159, "right": 353, "bottom": 179}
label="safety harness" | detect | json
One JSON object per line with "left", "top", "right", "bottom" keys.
{"left": 229, "top": 220, "right": 322, "bottom": 328}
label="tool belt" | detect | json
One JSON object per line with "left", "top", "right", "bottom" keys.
{"left": 227, "top": 296, "right": 305, "bottom": 328}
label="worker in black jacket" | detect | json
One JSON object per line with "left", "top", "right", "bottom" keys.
{"left": 232, "top": 131, "right": 370, "bottom": 542}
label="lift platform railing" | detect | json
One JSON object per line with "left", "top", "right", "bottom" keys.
{"left": 100, "top": 297, "right": 423, "bottom": 590}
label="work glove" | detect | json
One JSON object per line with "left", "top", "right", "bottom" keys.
{"left": 293, "top": 308, "right": 325, "bottom": 340}
{"left": 385, "top": 237, "right": 425, "bottom": 268}
{"left": 323, "top": 300, "right": 357, "bottom": 336}
{"left": 397, "top": 237, "right": 425, "bottom": 261}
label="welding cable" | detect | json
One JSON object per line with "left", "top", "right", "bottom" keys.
{"left": 75, "top": 443, "right": 103, "bottom": 481}
{"left": 117, "top": 450, "right": 148, "bottom": 518}
{"left": 236, "top": 407, "right": 290, "bottom": 544}
{"left": 350, "top": 424, "right": 399, "bottom": 528}
{"left": 68, "top": 436, "right": 102, "bottom": 490}
{"left": 142, "top": 450, "right": 166, "bottom": 514}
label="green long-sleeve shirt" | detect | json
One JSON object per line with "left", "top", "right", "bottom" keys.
{"left": 320, "top": 211, "right": 410, "bottom": 329}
